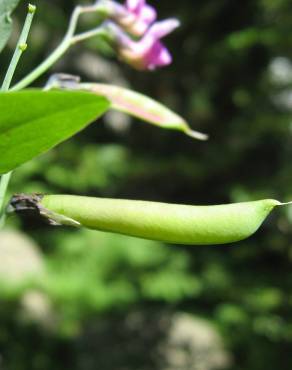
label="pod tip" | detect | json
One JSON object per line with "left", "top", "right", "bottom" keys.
{"left": 185, "top": 128, "right": 209, "bottom": 141}
{"left": 279, "top": 200, "right": 292, "bottom": 206}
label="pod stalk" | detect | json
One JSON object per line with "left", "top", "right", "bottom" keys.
{"left": 8, "top": 193, "right": 81, "bottom": 227}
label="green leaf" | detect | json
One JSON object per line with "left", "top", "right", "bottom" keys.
{"left": 0, "top": 90, "right": 110, "bottom": 174}
{"left": 79, "top": 83, "right": 208, "bottom": 140}
{"left": 0, "top": 0, "right": 21, "bottom": 52}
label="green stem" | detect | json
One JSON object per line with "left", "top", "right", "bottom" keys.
{"left": 71, "top": 27, "right": 108, "bottom": 45}
{"left": 0, "top": 3, "right": 36, "bottom": 227}
{"left": 2, "top": 4, "right": 36, "bottom": 91}
{"left": 11, "top": 3, "right": 106, "bottom": 91}
{"left": 0, "top": 172, "right": 12, "bottom": 228}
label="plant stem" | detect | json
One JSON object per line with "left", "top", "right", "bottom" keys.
{"left": 11, "top": 3, "right": 106, "bottom": 91}
{"left": 2, "top": 4, "right": 36, "bottom": 91}
{"left": 0, "top": 3, "right": 36, "bottom": 227}
{"left": 71, "top": 27, "right": 108, "bottom": 45}
{"left": 0, "top": 173, "right": 12, "bottom": 228}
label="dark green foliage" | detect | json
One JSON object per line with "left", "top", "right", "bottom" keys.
{"left": 1, "top": 0, "right": 292, "bottom": 369}
{"left": 0, "top": 0, "right": 21, "bottom": 52}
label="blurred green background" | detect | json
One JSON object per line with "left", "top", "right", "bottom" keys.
{"left": 1, "top": 0, "right": 292, "bottom": 369}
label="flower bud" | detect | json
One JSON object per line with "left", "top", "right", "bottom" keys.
{"left": 105, "top": 0, "right": 156, "bottom": 36}
{"left": 109, "top": 19, "right": 180, "bottom": 70}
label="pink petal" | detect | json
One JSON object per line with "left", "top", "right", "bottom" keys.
{"left": 148, "top": 19, "right": 180, "bottom": 39}
{"left": 145, "top": 41, "right": 172, "bottom": 69}
{"left": 140, "top": 4, "right": 157, "bottom": 23}
{"left": 155, "top": 46, "right": 172, "bottom": 66}
{"left": 126, "top": 0, "right": 145, "bottom": 13}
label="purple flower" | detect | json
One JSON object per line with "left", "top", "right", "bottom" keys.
{"left": 106, "top": 0, "right": 157, "bottom": 36}
{"left": 110, "top": 19, "right": 180, "bottom": 70}
{"left": 125, "top": 0, "right": 156, "bottom": 34}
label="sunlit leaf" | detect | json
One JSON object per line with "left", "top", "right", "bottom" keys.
{"left": 0, "top": 90, "right": 109, "bottom": 174}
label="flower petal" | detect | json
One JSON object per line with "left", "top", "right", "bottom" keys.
{"left": 148, "top": 19, "right": 180, "bottom": 39}
{"left": 126, "top": 0, "right": 145, "bottom": 13}
{"left": 139, "top": 4, "right": 157, "bottom": 23}
{"left": 145, "top": 41, "right": 172, "bottom": 70}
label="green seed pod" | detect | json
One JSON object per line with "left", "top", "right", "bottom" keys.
{"left": 34, "top": 195, "right": 281, "bottom": 245}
